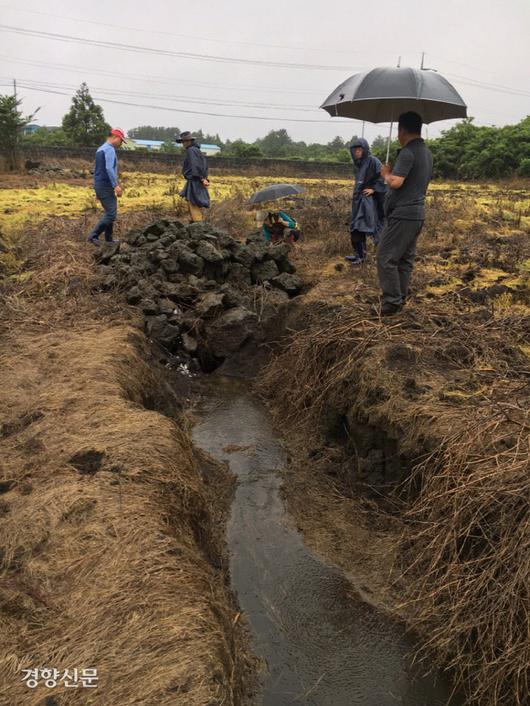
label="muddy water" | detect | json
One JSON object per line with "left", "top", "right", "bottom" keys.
{"left": 192, "top": 378, "right": 459, "bottom": 706}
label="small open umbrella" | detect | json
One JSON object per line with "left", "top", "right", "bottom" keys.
{"left": 249, "top": 183, "right": 304, "bottom": 206}
{"left": 321, "top": 66, "right": 467, "bottom": 160}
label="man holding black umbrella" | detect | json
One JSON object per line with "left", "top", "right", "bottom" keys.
{"left": 377, "top": 111, "right": 433, "bottom": 315}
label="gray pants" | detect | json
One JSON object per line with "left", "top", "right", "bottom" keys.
{"left": 377, "top": 218, "right": 424, "bottom": 307}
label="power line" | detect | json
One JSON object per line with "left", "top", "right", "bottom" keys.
{"left": 0, "top": 4, "right": 400, "bottom": 59}
{"left": 0, "top": 24, "right": 361, "bottom": 72}
{"left": 16, "top": 83, "right": 359, "bottom": 124}
{"left": 11, "top": 77, "right": 320, "bottom": 112}
{"left": 0, "top": 54, "right": 327, "bottom": 95}
{"left": 445, "top": 72, "right": 530, "bottom": 98}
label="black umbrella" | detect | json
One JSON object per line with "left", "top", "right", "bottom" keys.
{"left": 321, "top": 66, "right": 467, "bottom": 160}
{"left": 249, "top": 183, "right": 304, "bottom": 205}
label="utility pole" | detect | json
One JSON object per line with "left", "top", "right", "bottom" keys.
{"left": 361, "top": 121, "right": 365, "bottom": 138}
{"left": 421, "top": 52, "right": 425, "bottom": 70}
{"left": 13, "top": 78, "right": 17, "bottom": 100}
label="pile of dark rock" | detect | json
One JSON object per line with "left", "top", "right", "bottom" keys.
{"left": 95, "top": 219, "right": 303, "bottom": 371}
{"left": 24, "top": 161, "right": 89, "bottom": 179}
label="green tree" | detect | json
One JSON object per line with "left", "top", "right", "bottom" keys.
{"left": 0, "top": 94, "right": 39, "bottom": 170}
{"left": 222, "top": 140, "right": 263, "bottom": 158}
{"left": 129, "top": 125, "right": 181, "bottom": 141}
{"left": 255, "top": 129, "right": 293, "bottom": 157}
{"left": 160, "top": 140, "right": 179, "bottom": 153}
{"left": 22, "top": 126, "right": 70, "bottom": 147}
{"left": 371, "top": 135, "right": 399, "bottom": 165}
{"left": 326, "top": 135, "right": 346, "bottom": 155}
{"left": 62, "top": 83, "right": 109, "bottom": 146}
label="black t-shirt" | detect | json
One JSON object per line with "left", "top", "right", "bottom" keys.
{"left": 384, "top": 138, "right": 433, "bottom": 220}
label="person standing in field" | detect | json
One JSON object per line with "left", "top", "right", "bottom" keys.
{"left": 377, "top": 111, "right": 433, "bottom": 315}
{"left": 176, "top": 131, "right": 210, "bottom": 222}
{"left": 87, "top": 128, "right": 126, "bottom": 246}
{"left": 347, "top": 137, "right": 385, "bottom": 265}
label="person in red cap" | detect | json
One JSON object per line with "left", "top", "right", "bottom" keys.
{"left": 87, "top": 128, "right": 127, "bottom": 245}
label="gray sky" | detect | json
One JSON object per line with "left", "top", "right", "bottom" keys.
{"left": 1, "top": 0, "right": 529, "bottom": 145}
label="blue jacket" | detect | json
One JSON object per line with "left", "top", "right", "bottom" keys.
{"left": 350, "top": 138, "right": 385, "bottom": 235}
{"left": 94, "top": 142, "right": 118, "bottom": 188}
{"left": 179, "top": 144, "right": 210, "bottom": 208}
{"left": 262, "top": 211, "right": 296, "bottom": 241}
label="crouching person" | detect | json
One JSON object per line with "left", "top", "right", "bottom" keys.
{"left": 262, "top": 211, "right": 300, "bottom": 243}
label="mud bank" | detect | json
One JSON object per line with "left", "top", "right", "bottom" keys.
{"left": 0, "top": 326, "right": 253, "bottom": 705}
{"left": 260, "top": 295, "right": 530, "bottom": 706}
{"left": 0, "top": 218, "right": 255, "bottom": 705}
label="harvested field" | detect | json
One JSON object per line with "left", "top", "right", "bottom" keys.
{"left": 1, "top": 164, "right": 529, "bottom": 706}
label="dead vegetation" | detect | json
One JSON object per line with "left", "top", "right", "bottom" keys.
{"left": 0, "top": 213, "right": 251, "bottom": 705}
{"left": 259, "top": 183, "right": 530, "bottom": 706}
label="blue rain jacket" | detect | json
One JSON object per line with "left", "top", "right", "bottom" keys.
{"left": 180, "top": 143, "right": 210, "bottom": 208}
{"left": 350, "top": 138, "right": 385, "bottom": 236}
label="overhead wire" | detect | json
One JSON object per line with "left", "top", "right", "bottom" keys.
{"left": 10, "top": 77, "right": 320, "bottom": 112}
{"left": 0, "top": 55, "right": 328, "bottom": 95}
{"left": 0, "top": 4, "right": 402, "bottom": 58}
{"left": 0, "top": 24, "right": 362, "bottom": 72}
{"left": 16, "top": 83, "right": 359, "bottom": 124}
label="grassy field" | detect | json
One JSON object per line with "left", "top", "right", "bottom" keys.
{"left": 1, "top": 165, "right": 529, "bottom": 706}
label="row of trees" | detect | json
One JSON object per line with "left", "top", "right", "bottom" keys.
{"left": 2, "top": 82, "right": 529, "bottom": 177}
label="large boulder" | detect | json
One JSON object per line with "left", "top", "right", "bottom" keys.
{"left": 195, "top": 240, "right": 224, "bottom": 263}
{"left": 95, "top": 241, "right": 120, "bottom": 264}
{"left": 251, "top": 259, "right": 280, "bottom": 284}
{"left": 271, "top": 272, "right": 303, "bottom": 296}
{"left": 143, "top": 220, "right": 168, "bottom": 237}
{"left": 171, "top": 242, "right": 204, "bottom": 276}
{"left": 205, "top": 307, "right": 258, "bottom": 358}
{"left": 126, "top": 286, "right": 142, "bottom": 305}
{"left": 195, "top": 292, "right": 225, "bottom": 319}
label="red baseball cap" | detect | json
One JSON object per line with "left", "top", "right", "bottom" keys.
{"left": 110, "top": 128, "right": 127, "bottom": 143}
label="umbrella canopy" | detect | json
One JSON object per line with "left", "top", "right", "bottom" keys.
{"left": 320, "top": 67, "right": 467, "bottom": 123}
{"left": 249, "top": 183, "right": 305, "bottom": 205}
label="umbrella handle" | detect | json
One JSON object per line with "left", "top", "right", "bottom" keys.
{"left": 386, "top": 121, "right": 393, "bottom": 163}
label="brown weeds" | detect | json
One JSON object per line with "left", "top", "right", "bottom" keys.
{"left": 0, "top": 214, "right": 249, "bottom": 705}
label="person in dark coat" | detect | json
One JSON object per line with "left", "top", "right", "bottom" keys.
{"left": 346, "top": 138, "right": 385, "bottom": 265}
{"left": 176, "top": 131, "right": 210, "bottom": 222}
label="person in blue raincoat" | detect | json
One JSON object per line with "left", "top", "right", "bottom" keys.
{"left": 176, "top": 131, "right": 210, "bottom": 222}
{"left": 346, "top": 138, "right": 385, "bottom": 265}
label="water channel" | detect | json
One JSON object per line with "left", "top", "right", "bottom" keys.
{"left": 192, "top": 378, "right": 459, "bottom": 706}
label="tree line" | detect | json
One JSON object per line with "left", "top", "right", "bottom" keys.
{"left": 2, "top": 82, "right": 529, "bottom": 178}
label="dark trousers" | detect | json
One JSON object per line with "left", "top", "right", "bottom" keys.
{"left": 377, "top": 218, "right": 424, "bottom": 307}
{"left": 350, "top": 229, "right": 367, "bottom": 260}
{"left": 89, "top": 185, "right": 117, "bottom": 241}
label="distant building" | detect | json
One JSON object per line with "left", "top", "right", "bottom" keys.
{"left": 128, "top": 139, "right": 221, "bottom": 156}
{"left": 23, "top": 123, "right": 41, "bottom": 135}
{"left": 129, "top": 139, "right": 164, "bottom": 151}
{"left": 198, "top": 144, "right": 221, "bottom": 156}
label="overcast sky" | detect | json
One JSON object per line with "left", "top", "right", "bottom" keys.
{"left": 1, "top": 0, "right": 529, "bottom": 145}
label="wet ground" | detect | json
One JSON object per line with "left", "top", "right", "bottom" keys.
{"left": 192, "top": 377, "right": 461, "bottom": 706}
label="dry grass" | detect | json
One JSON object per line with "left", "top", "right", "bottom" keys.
{"left": 402, "top": 410, "right": 530, "bottom": 706}
{"left": 0, "top": 213, "right": 250, "bottom": 705}
{"left": 259, "top": 184, "right": 530, "bottom": 705}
